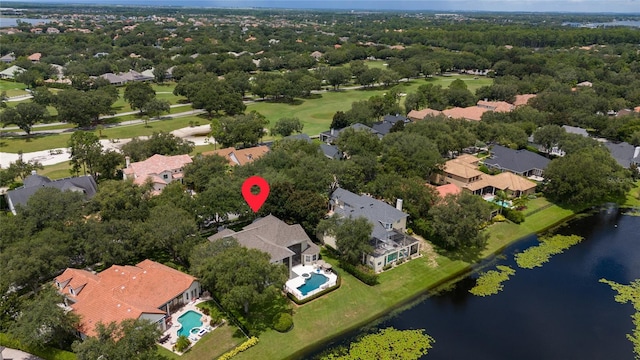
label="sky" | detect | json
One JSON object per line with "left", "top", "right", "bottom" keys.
{"left": 7, "top": 0, "right": 640, "bottom": 13}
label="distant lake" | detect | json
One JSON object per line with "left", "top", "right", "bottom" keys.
{"left": 0, "top": 18, "right": 51, "bottom": 28}
{"left": 579, "top": 20, "right": 640, "bottom": 28}
{"left": 307, "top": 208, "right": 640, "bottom": 359}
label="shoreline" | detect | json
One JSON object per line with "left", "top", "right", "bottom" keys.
{"left": 289, "top": 210, "right": 579, "bottom": 359}
{"left": 234, "top": 200, "right": 580, "bottom": 360}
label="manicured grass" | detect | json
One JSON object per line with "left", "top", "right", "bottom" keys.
{"left": 40, "top": 161, "right": 73, "bottom": 179}
{"left": 0, "top": 79, "right": 28, "bottom": 97}
{"left": 623, "top": 180, "right": 640, "bottom": 208}
{"left": 158, "top": 323, "right": 246, "bottom": 360}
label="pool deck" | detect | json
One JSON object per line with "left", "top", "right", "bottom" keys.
{"left": 285, "top": 264, "right": 338, "bottom": 301}
{"left": 158, "top": 299, "right": 218, "bottom": 352}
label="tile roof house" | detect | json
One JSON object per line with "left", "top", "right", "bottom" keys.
{"left": 442, "top": 106, "right": 489, "bottom": 121}
{"left": 477, "top": 100, "right": 515, "bottom": 113}
{"left": 5, "top": 172, "right": 98, "bottom": 215}
{"left": 122, "top": 154, "right": 192, "bottom": 194}
{"left": 407, "top": 108, "right": 442, "bottom": 121}
{"left": 0, "top": 65, "right": 25, "bottom": 79}
{"left": 208, "top": 215, "right": 320, "bottom": 278}
{"left": 99, "top": 73, "right": 126, "bottom": 86}
{"left": 324, "top": 189, "right": 420, "bottom": 273}
{"left": 434, "top": 155, "right": 537, "bottom": 197}
{"left": 310, "top": 51, "right": 323, "bottom": 60}
{"left": 319, "top": 123, "right": 382, "bottom": 144}
{"left": 27, "top": 53, "right": 42, "bottom": 62}
{"left": 483, "top": 145, "right": 550, "bottom": 178}
{"left": 604, "top": 141, "right": 640, "bottom": 169}
{"left": 513, "top": 94, "right": 537, "bottom": 107}
{"left": 202, "top": 145, "right": 269, "bottom": 166}
{"left": 431, "top": 183, "right": 462, "bottom": 198}
{"left": 54, "top": 259, "right": 200, "bottom": 338}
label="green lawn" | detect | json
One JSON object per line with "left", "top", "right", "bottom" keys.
{"left": 40, "top": 161, "right": 73, "bottom": 179}
{"left": 623, "top": 180, "right": 640, "bottom": 208}
{"left": 158, "top": 323, "right": 245, "bottom": 360}
{"left": 0, "top": 79, "right": 29, "bottom": 97}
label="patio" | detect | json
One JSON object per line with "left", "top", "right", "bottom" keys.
{"left": 285, "top": 263, "right": 338, "bottom": 301}
{"left": 157, "top": 298, "right": 221, "bottom": 353}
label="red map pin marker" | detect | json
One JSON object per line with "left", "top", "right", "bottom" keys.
{"left": 242, "top": 176, "right": 270, "bottom": 213}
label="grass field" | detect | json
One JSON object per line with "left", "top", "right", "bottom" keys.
{"left": 0, "top": 79, "right": 29, "bottom": 97}
{"left": 158, "top": 323, "right": 245, "bottom": 360}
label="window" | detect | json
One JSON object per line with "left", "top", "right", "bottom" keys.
{"left": 312, "top": 254, "right": 317, "bottom": 261}
{"left": 186, "top": 292, "right": 189, "bottom": 300}
{"left": 383, "top": 222, "right": 392, "bottom": 230}
{"left": 69, "top": 288, "right": 75, "bottom": 295}
{"left": 163, "top": 174, "right": 169, "bottom": 179}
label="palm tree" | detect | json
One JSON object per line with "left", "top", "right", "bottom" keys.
{"left": 495, "top": 190, "right": 509, "bottom": 214}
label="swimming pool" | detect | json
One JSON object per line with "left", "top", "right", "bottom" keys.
{"left": 297, "top": 273, "right": 328, "bottom": 296}
{"left": 177, "top": 310, "right": 203, "bottom": 337}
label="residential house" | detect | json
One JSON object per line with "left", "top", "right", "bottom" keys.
{"left": 122, "top": 154, "right": 192, "bottom": 194}
{"left": 208, "top": 215, "right": 320, "bottom": 277}
{"left": 577, "top": 81, "right": 593, "bottom": 88}
{"left": 0, "top": 52, "right": 15, "bottom": 63}
{"left": 513, "top": 94, "right": 537, "bottom": 107}
{"left": 434, "top": 155, "right": 537, "bottom": 197}
{"left": 99, "top": 73, "right": 126, "bottom": 86}
{"left": 202, "top": 145, "right": 269, "bottom": 166}
{"left": 323, "top": 188, "right": 420, "bottom": 273}
{"left": 476, "top": 100, "right": 514, "bottom": 113}
{"left": 431, "top": 183, "right": 462, "bottom": 198}
{"left": 27, "top": 53, "right": 41, "bottom": 63}
{"left": 562, "top": 125, "right": 589, "bottom": 137}
{"left": 407, "top": 108, "right": 442, "bottom": 121}
{"left": 319, "top": 123, "right": 382, "bottom": 144}
{"left": 604, "top": 141, "right": 640, "bottom": 169}
{"left": 483, "top": 145, "right": 550, "bottom": 178}
{"left": 310, "top": 51, "right": 323, "bottom": 60}
{"left": 371, "top": 114, "right": 411, "bottom": 136}
{"left": 284, "top": 133, "right": 312, "bottom": 143}
{"left": 320, "top": 143, "right": 343, "bottom": 160}
{"left": 0, "top": 65, "right": 25, "bottom": 79}
{"left": 46, "top": 27, "right": 60, "bottom": 34}
{"left": 442, "top": 106, "right": 489, "bottom": 121}
{"left": 54, "top": 259, "right": 200, "bottom": 338}
{"left": 5, "top": 172, "right": 98, "bottom": 215}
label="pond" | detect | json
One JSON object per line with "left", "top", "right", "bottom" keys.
{"left": 308, "top": 208, "right": 640, "bottom": 359}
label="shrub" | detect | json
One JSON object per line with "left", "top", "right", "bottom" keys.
{"left": 174, "top": 335, "right": 191, "bottom": 353}
{"left": 217, "top": 337, "right": 259, "bottom": 360}
{"left": 340, "top": 262, "right": 379, "bottom": 285}
{"left": 273, "top": 313, "right": 293, "bottom": 332}
{"left": 492, "top": 214, "right": 507, "bottom": 222}
{"left": 503, "top": 208, "right": 525, "bottom": 224}
{"left": 201, "top": 307, "right": 210, "bottom": 316}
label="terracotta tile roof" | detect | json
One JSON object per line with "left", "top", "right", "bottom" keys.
{"left": 28, "top": 52, "right": 41, "bottom": 61}
{"left": 634, "top": 106, "right": 640, "bottom": 113}
{"left": 453, "top": 154, "right": 480, "bottom": 165}
{"left": 123, "top": 154, "right": 192, "bottom": 186}
{"left": 55, "top": 260, "right": 197, "bottom": 337}
{"left": 407, "top": 108, "right": 442, "bottom": 121}
{"left": 202, "top": 146, "right": 269, "bottom": 166}
{"left": 513, "top": 94, "right": 537, "bottom": 107}
{"left": 434, "top": 183, "right": 462, "bottom": 197}
{"left": 442, "top": 106, "right": 489, "bottom": 121}
{"left": 477, "top": 100, "right": 514, "bottom": 113}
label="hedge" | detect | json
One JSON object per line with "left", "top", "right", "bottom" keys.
{"left": 0, "top": 333, "right": 77, "bottom": 360}
{"left": 503, "top": 208, "right": 525, "bottom": 224}
{"left": 217, "top": 336, "right": 259, "bottom": 360}
{"left": 340, "top": 262, "right": 379, "bottom": 286}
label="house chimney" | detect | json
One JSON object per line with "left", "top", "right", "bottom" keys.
{"left": 125, "top": 156, "right": 130, "bottom": 168}
{"left": 330, "top": 128, "right": 335, "bottom": 136}
{"left": 396, "top": 198, "right": 403, "bottom": 211}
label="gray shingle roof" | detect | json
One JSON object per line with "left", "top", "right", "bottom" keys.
{"left": 484, "top": 145, "right": 550, "bottom": 175}
{"left": 320, "top": 144, "right": 342, "bottom": 159}
{"left": 562, "top": 125, "right": 589, "bottom": 137}
{"left": 604, "top": 141, "right": 640, "bottom": 168}
{"left": 319, "top": 123, "right": 382, "bottom": 143}
{"left": 6, "top": 174, "right": 98, "bottom": 214}
{"left": 330, "top": 188, "right": 407, "bottom": 241}
{"left": 208, "top": 215, "right": 319, "bottom": 263}
{"left": 284, "top": 133, "right": 312, "bottom": 143}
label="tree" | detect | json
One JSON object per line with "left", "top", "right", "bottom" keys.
{"left": 124, "top": 82, "right": 156, "bottom": 113}
{"left": 544, "top": 147, "right": 631, "bottom": 207}
{"left": 380, "top": 132, "right": 443, "bottom": 178}
{"left": 142, "top": 98, "right": 170, "bottom": 119}
{"left": 258, "top": 182, "right": 327, "bottom": 235}
{"left": 212, "top": 111, "right": 269, "bottom": 148}
{"left": 93, "top": 150, "right": 124, "bottom": 181}
{"left": 1, "top": 103, "right": 47, "bottom": 135}
{"left": 68, "top": 131, "right": 102, "bottom": 176}
{"left": 183, "top": 154, "right": 228, "bottom": 192}
{"left": 225, "top": 71, "right": 252, "bottom": 97}
{"left": 191, "top": 80, "right": 245, "bottom": 117}
{"left": 121, "top": 131, "right": 194, "bottom": 162}
{"left": 7, "top": 155, "right": 43, "bottom": 180}
{"left": 153, "top": 64, "right": 169, "bottom": 83}
{"left": 73, "top": 319, "right": 162, "bottom": 360}
{"left": 533, "top": 125, "right": 565, "bottom": 156}
{"left": 142, "top": 204, "right": 199, "bottom": 266}
{"left": 193, "top": 241, "right": 288, "bottom": 315}
{"left": 271, "top": 117, "right": 303, "bottom": 137}
{"left": 326, "top": 68, "right": 351, "bottom": 90}
{"left": 331, "top": 111, "right": 350, "bottom": 129}
{"left": 324, "top": 215, "right": 373, "bottom": 265}
{"left": 335, "top": 128, "right": 382, "bottom": 157}
{"left": 55, "top": 89, "right": 116, "bottom": 127}
{"left": 428, "top": 192, "right": 492, "bottom": 250}
{"left": 9, "top": 287, "right": 79, "bottom": 350}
